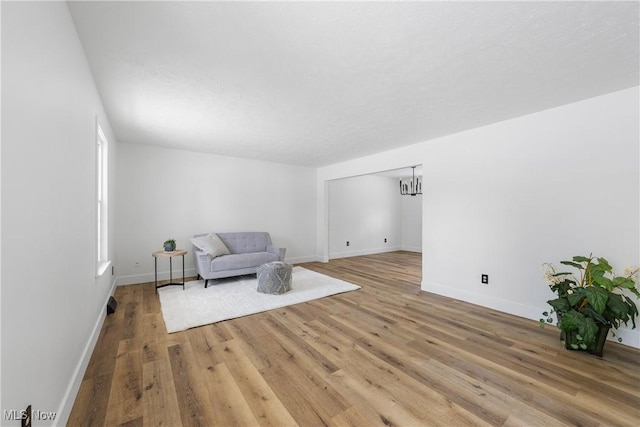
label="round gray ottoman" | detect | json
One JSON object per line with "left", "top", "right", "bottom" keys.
{"left": 256, "top": 261, "right": 292, "bottom": 294}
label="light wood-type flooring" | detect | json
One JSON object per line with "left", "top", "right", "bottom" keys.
{"left": 69, "top": 251, "right": 640, "bottom": 426}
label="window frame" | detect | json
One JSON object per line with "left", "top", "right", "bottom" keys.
{"left": 96, "top": 123, "right": 111, "bottom": 277}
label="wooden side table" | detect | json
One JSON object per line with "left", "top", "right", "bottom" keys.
{"left": 152, "top": 249, "right": 187, "bottom": 293}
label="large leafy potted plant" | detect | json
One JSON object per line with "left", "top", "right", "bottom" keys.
{"left": 540, "top": 254, "right": 639, "bottom": 357}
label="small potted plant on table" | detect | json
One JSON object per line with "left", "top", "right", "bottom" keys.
{"left": 163, "top": 239, "right": 176, "bottom": 252}
{"left": 540, "top": 254, "right": 639, "bottom": 357}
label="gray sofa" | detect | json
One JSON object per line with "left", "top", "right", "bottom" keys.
{"left": 192, "top": 232, "right": 286, "bottom": 288}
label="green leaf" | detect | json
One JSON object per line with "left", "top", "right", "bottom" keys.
{"left": 592, "top": 274, "right": 613, "bottom": 291}
{"left": 578, "top": 318, "right": 599, "bottom": 347}
{"left": 585, "top": 286, "right": 609, "bottom": 314}
{"left": 557, "top": 279, "right": 578, "bottom": 290}
{"left": 561, "top": 261, "right": 584, "bottom": 270}
{"left": 606, "top": 293, "right": 629, "bottom": 320}
{"left": 587, "top": 266, "right": 607, "bottom": 287}
{"left": 626, "top": 295, "right": 639, "bottom": 317}
{"left": 596, "top": 257, "right": 613, "bottom": 272}
{"left": 548, "top": 298, "right": 570, "bottom": 313}
{"left": 552, "top": 272, "right": 572, "bottom": 277}
{"left": 567, "top": 291, "right": 585, "bottom": 307}
{"left": 623, "top": 295, "right": 638, "bottom": 329}
{"left": 560, "top": 310, "right": 583, "bottom": 331}
{"left": 573, "top": 256, "right": 593, "bottom": 263}
{"left": 581, "top": 306, "right": 608, "bottom": 325}
{"left": 613, "top": 277, "right": 640, "bottom": 297}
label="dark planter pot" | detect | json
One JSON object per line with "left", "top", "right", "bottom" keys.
{"left": 560, "top": 323, "right": 610, "bottom": 357}
{"left": 164, "top": 243, "right": 176, "bottom": 252}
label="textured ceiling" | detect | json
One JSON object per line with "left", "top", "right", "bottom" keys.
{"left": 67, "top": 1, "right": 639, "bottom": 167}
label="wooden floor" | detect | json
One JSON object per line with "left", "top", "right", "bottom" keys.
{"left": 69, "top": 251, "right": 640, "bottom": 426}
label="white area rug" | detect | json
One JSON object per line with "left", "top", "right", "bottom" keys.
{"left": 158, "top": 266, "right": 361, "bottom": 333}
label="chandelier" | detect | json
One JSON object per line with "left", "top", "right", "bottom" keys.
{"left": 399, "top": 166, "right": 422, "bottom": 196}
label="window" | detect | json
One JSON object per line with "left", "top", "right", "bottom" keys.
{"left": 96, "top": 124, "right": 110, "bottom": 276}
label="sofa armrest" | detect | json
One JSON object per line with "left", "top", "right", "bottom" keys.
{"left": 193, "top": 249, "right": 212, "bottom": 278}
{"left": 267, "top": 245, "right": 286, "bottom": 261}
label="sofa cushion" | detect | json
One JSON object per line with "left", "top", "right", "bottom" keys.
{"left": 210, "top": 252, "right": 278, "bottom": 272}
{"left": 190, "top": 234, "right": 230, "bottom": 258}
{"left": 217, "top": 232, "right": 271, "bottom": 254}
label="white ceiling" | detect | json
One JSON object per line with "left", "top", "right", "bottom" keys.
{"left": 67, "top": 1, "right": 639, "bottom": 167}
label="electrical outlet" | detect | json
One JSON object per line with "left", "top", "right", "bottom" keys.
{"left": 481, "top": 274, "right": 489, "bottom": 284}
{"left": 134, "top": 260, "right": 141, "bottom": 268}
{"left": 22, "top": 405, "right": 32, "bottom": 427}
{"left": 346, "top": 241, "right": 350, "bottom": 246}
{"left": 384, "top": 238, "right": 387, "bottom": 243}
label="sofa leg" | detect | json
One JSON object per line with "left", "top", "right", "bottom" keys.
{"left": 205, "top": 279, "right": 209, "bottom": 288}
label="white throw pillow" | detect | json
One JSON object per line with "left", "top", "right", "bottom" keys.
{"left": 190, "top": 234, "right": 230, "bottom": 258}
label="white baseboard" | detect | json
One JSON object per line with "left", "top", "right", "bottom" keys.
{"left": 117, "top": 267, "right": 198, "bottom": 286}
{"left": 422, "top": 280, "right": 640, "bottom": 349}
{"left": 116, "top": 258, "right": 323, "bottom": 286}
{"left": 401, "top": 245, "right": 422, "bottom": 253}
{"left": 287, "top": 255, "right": 322, "bottom": 264}
{"left": 330, "top": 246, "right": 402, "bottom": 259}
{"left": 610, "top": 328, "right": 640, "bottom": 348}
{"left": 55, "top": 276, "right": 118, "bottom": 426}
{"left": 422, "top": 279, "right": 545, "bottom": 326}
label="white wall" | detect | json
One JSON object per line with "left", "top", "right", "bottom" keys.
{"left": 1, "top": 2, "right": 118, "bottom": 425}
{"left": 318, "top": 87, "right": 640, "bottom": 348}
{"left": 317, "top": 145, "right": 422, "bottom": 262}
{"left": 401, "top": 194, "right": 422, "bottom": 252}
{"left": 421, "top": 87, "right": 639, "bottom": 346}
{"left": 328, "top": 174, "right": 401, "bottom": 258}
{"left": 116, "top": 143, "right": 317, "bottom": 285}
{"left": 327, "top": 173, "right": 422, "bottom": 258}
